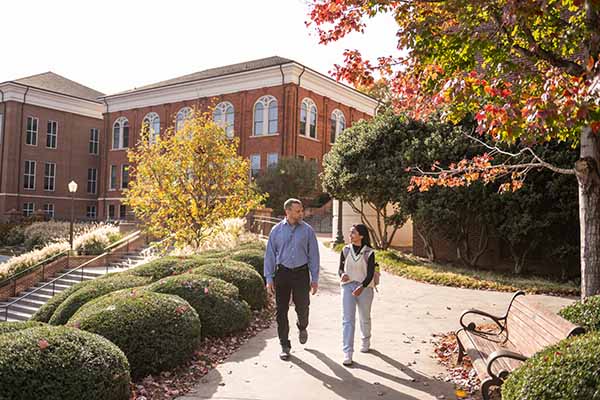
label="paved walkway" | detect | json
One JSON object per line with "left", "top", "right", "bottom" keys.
{"left": 178, "top": 242, "right": 574, "bottom": 400}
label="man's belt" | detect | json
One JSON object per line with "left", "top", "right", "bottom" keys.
{"left": 276, "top": 264, "right": 308, "bottom": 272}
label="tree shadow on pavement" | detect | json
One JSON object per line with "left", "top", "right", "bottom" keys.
{"left": 289, "top": 348, "right": 453, "bottom": 400}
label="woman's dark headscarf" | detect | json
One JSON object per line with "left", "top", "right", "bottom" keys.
{"left": 353, "top": 224, "right": 371, "bottom": 248}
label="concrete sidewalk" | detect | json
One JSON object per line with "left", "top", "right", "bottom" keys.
{"left": 178, "top": 242, "right": 574, "bottom": 400}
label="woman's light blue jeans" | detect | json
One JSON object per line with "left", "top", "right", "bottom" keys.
{"left": 341, "top": 281, "right": 374, "bottom": 356}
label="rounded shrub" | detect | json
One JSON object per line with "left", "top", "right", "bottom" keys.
{"left": 0, "top": 325, "right": 130, "bottom": 400}
{"left": 31, "top": 279, "right": 94, "bottom": 323}
{"left": 127, "top": 257, "right": 191, "bottom": 281}
{"left": 192, "top": 261, "right": 266, "bottom": 310}
{"left": 230, "top": 249, "right": 265, "bottom": 278}
{"left": 0, "top": 321, "right": 46, "bottom": 335}
{"left": 559, "top": 295, "right": 600, "bottom": 331}
{"left": 503, "top": 333, "right": 600, "bottom": 400}
{"left": 234, "top": 241, "right": 266, "bottom": 252}
{"left": 49, "top": 275, "right": 152, "bottom": 325}
{"left": 68, "top": 289, "right": 201, "bottom": 379}
{"left": 147, "top": 273, "right": 251, "bottom": 337}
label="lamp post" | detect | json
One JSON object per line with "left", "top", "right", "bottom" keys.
{"left": 334, "top": 199, "right": 344, "bottom": 245}
{"left": 68, "top": 180, "right": 78, "bottom": 252}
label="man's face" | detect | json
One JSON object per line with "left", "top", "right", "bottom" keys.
{"left": 285, "top": 203, "right": 304, "bottom": 224}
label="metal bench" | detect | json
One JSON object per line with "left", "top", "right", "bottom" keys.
{"left": 455, "top": 291, "right": 584, "bottom": 399}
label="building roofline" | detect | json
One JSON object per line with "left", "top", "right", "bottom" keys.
{"left": 0, "top": 80, "right": 103, "bottom": 105}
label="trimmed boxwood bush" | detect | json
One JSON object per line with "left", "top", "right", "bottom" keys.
{"left": 0, "top": 321, "right": 45, "bottom": 335}
{"left": 68, "top": 289, "right": 201, "bottom": 379}
{"left": 192, "top": 261, "right": 267, "bottom": 310}
{"left": 127, "top": 256, "right": 192, "bottom": 281}
{"left": 234, "top": 241, "right": 266, "bottom": 252}
{"left": 0, "top": 325, "right": 130, "bottom": 400}
{"left": 503, "top": 332, "right": 600, "bottom": 400}
{"left": 49, "top": 275, "right": 152, "bottom": 325}
{"left": 559, "top": 295, "right": 600, "bottom": 331}
{"left": 230, "top": 249, "right": 265, "bottom": 278}
{"left": 31, "top": 279, "right": 94, "bottom": 323}
{"left": 147, "top": 273, "right": 251, "bottom": 337}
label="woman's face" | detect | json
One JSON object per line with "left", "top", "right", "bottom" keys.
{"left": 349, "top": 227, "right": 363, "bottom": 244}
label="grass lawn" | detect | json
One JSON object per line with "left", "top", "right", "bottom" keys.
{"left": 333, "top": 243, "right": 579, "bottom": 297}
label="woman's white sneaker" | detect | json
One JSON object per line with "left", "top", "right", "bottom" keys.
{"left": 342, "top": 354, "right": 353, "bottom": 366}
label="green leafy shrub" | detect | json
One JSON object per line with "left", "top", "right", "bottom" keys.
{"left": 559, "top": 295, "right": 600, "bottom": 331}
{"left": 230, "top": 249, "right": 265, "bottom": 278}
{"left": 503, "top": 333, "right": 600, "bottom": 400}
{"left": 49, "top": 275, "right": 152, "bottom": 325}
{"left": 68, "top": 289, "right": 201, "bottom": 379}
{"left": 4, "top": 225, "right": 25, "bottom": 246}
{"left": 234, "top": 240, "right": 266, "bottom": 252}
{"left": 147, "top": 274, "right": 250, "bottom": 337}
{"left": 192, "top": 261, "right": 266, "bottom": 310}
{"left": 0, "top": 325, "right": 130, "bottom": 400}
{"left": 127, "top": 257, "right": 192, "bottom": 281}
{"left": 31, "top": 280, "right": 94, "bottom": 322}
{"left": 0, "top": 321, "right": 45, "bottom": 335}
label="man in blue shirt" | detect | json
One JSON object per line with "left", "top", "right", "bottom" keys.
{"left": 264, "top": 198, "right": 320, "bottom": 360}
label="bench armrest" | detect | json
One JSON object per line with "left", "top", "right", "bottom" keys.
{"left": 459, "top": 308, "right": 506, "bottom": 335}
{"left": 487, "top": 349, "right": 527, "bottom": 379}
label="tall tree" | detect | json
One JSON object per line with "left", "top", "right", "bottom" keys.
{"left": 308, "top": 0, "right": 600, "bottom": 297}
{"left": 125, "top": 110, "right": 265, "bottom": 249}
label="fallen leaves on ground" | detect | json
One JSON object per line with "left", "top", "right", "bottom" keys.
{"left": 130, "top": 300, "right": 275, "bottom": 400}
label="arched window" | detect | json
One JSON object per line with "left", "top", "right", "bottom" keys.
{"left": 213, "top": 102, "right": 234, "bottom": 138}
{"left": 330, "top": 109, "right": 346, "bottom": 144}
{"left": 175, "top": 107, "right": 192, "bottom": 132}
{"left": 112, "top": 117, "right": 129, "bottom": 149}
{"left": 253, "top": 96, "right": 278, "bottom": 136}
{"left": 143, "top": 112, "right": 160, "bottom": 144}
{"left": 300, "top": 98, "right": 317, "bottom": 139}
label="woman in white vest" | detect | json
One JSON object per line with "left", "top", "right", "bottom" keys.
{"left": 339, "top": 224, "right": 376, "bottom": 366}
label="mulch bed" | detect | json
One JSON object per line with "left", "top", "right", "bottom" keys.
{"left": 131, "top": 301, "right": 275, "bottom": 400}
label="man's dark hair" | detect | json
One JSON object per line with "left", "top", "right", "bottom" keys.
{"left": 284, "top": 198, "right": 303, "bottom": 210}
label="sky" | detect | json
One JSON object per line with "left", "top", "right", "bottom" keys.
{"left": 0, "top": 0, "right": 400, "bottom": 95}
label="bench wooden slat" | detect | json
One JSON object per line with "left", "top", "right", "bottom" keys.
{"left": 506, "top": 307, "right": 556, "bottom": 356}
{"left": 512, "top": 297, "right": 579, "bottom": 338}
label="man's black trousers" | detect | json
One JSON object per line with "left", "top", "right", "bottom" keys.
{"left": 274, "top": 265, "right": 310, "bottom": 348}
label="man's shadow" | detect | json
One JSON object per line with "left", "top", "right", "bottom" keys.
{"left": 289, "top": 348, "right": 454, "bottom": 399}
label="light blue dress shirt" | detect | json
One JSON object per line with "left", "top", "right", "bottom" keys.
{"left": 264, "top": 219, "right": 320, "bottom": 284}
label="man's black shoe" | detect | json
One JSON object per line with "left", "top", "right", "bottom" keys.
{"left": 279, "top": 346, "right": 291, "bottom": 360}
{"left": 299, "top": 329, "right": 308, "bottom": 344}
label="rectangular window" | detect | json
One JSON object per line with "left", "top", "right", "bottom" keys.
{"left": 46, "top": 121, "right": 57, "bottom": 148}
{"left": 23, "top": 202, "right": 34, "bottom": 217}
{"left": 87, "top": 168, "right": 97, "bottom": 194}
{"left": 250, "top": 154, "right": 261, "bottom": 177}
{"left": 119, "top": 204, "right": 127, "bottom": 220}
{"left": 86, "top": 205, "right": 97, "bottom": 219}
{"left": 108, "top": 204, "right": 115, "bottom": 220}
{"left": 44, "top": 162, "right": 56, "bottom": 191}
{"left": 268, "top": 104, "right": 278, "bottom": 134}
{"left": 121, "top": 165, "right": 129, "bottom": 189}
{"left": 24, "top": 160, "right": 36, "bottom": 190}
{"left": 26, "top": 117, "right": 38, "bottom": 146}
{"left": 43, "top": 203, "right": 55, "bottom": 218}
{"left": 109, "top": 165, "right": 117, "bottom": 190}
{"left": 89, "top": 128, "right": 99, "bottom": 155}
{"left": 267, "top": 153, "right": 278, "bottom": 167}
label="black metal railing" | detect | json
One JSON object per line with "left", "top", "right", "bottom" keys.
{"left": 0, "top": 230, "right": 142, "bottom": 321}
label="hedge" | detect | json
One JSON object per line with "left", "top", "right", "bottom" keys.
{"left": 147, "top": 273, "right": 250, "bottom": 337}
{"left": 127, "top": 257, "right": 192, "bottom": 281}
{"left": 31, "top": 279, "right": 94, "bottom": 323}
{"left": 229, "top": 249, "right": 265, "bottom": 278}
{"left": 559, "top": 295, "right": 600, "bottom": 332}
{"left": 192, "top": 261, "right": 266, "bottom": 310}
{"left": 0, "top": 321, "right": 45, "bottom": 335}
{"left": 0, "top": 325, "right": 130, "bottom": 400}
{"left": 234, "top": 241, "right": 266, "bottom": 252}
{"left": 503, "top": 332, "right": 600, "bottom": 400}
{"left": 49, "top": 275, "right": 152, "bottom": 325}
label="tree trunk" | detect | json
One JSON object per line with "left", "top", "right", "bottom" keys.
{"left": 577, "top": 127, "right": 600, "bottom": 298}
{"left": 415, "top": 225, "right": 436, "bottom": 262}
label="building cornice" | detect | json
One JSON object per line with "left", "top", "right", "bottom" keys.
{"left": 103, "top": 62, "right": 378, "bottom": 115}
{"left": 0, "top": 82, "right": 104, "bottom": 119}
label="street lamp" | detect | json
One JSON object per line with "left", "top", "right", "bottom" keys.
{"left": 334, "top": 199, "right": 344, "bottom": 245}
{"left": 68, "top": 180, "right": 78, "bottom": 252}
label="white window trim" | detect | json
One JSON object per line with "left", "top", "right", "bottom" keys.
{"left": 250, "top": 154, "right": 261, "bottom": 176}
{"left": 44, "top": 162, "right": 56, "bottom": 192}
{"left": 253, "top": 96, "right": 278, "bottom": 136}
{"left": 213, "top": 102, "right": 235, "bottom": 138}
{"left": 267, "top": 153, "right": 279, "bottom": 168}
{"left": 300, "top": 98, "right": 318, "bottom": 139}
{"left": 331, "top": 109, "right": 346, "bottom": 144}
{"left": 87, "top": 168, "right": 97, "bottom": 194}
{"left": 109, "top": 165, "right": 117, "bottom": 191}
{"left": 86, "top": 205, "right": 97, "bottom": 219}
{"left": 43, "top": 203, "right": 55, "bottom": 218}
{"left": 89, "top": 128, "right": 99, "bottom": 155}
{"left": 24, "top": 160, "right": 36, "bottom": 190}
{"left": 23, "top": 202, "right": 35, "bottom": 217}
{"left": 26, "top": 116, "right": 39, "bottom": 146}
{"left": 112, "top": 117, "right": 129, "bottom": 150}
{"left": 46, "top": 120, "right": 58, "bottom": 149}
{"left": 175, "top": 107, "right": 192, "bottom": 132}
{"left": 121, "top": 165, "right": 129, "bottom": 190}
{"left": 143, "top": 112, "right": 161, "bottom": 143}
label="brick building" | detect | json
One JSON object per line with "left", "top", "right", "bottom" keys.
{"left": 0, "top": 57, "right": 378, "bottom": 221}
{"left": 0, "top": 73, "right": 104, "bottom": 220}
